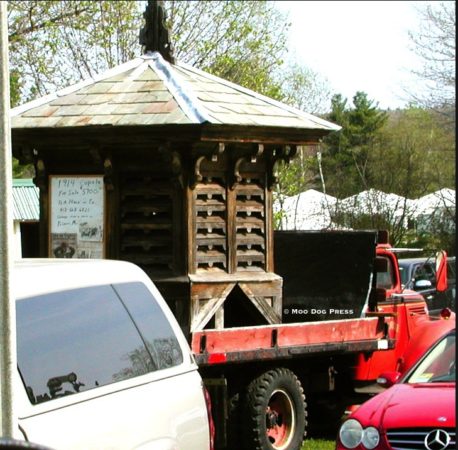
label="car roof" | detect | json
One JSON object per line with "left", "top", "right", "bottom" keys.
{"left": 398, "top": 257, "right": 433, "bottom": 265}
{"left": 13, "top": 258, "right": 153, "bottom": 300}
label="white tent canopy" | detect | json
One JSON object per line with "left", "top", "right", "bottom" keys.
{"left": 274, "top": 189, "right": 338, "bottom": 230}
{"left": 411, "top": 188, "right": 456, "bottom": 216}
{"left": 275, "top": 187, "right": 455, "bottom": 232}
{"left": 338, "top": 188, "right": 415, "bottom": 217}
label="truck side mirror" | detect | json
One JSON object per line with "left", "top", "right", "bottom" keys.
{"left": 435, "top": 251, "right": 448, "bottom": 292}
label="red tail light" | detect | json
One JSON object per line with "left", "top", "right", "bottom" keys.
{"left": 203, "top": 387, "right": 215, "bottom": 450}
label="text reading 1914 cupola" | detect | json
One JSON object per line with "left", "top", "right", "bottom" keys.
{"left": 11, "top": 0, "right": 339, "bottom": 336}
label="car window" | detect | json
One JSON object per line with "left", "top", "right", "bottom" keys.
{"left": 113, "top": 282, "right": 183, "bottom": 369}
{"left": 407, "top": 334, "right": 455, "bottom": 384}
{"left": 17, "top": 284, "right": 155, "bottom": 405}
{"left": 398, "top": 264, "right": 409, "bottom": 286}
{"left": 413, "top": 262, "right": 436, "bottom": 286}
{"left": 376, "top": 256, "right": 394, "bottom": 289}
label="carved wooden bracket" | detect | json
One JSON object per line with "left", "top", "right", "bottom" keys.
{"left": 33, "top": 158, "right": 47, "bottom": 192}
{"left": 159, "top": 145, "right": 183, "bottom": 188}
{"left": 231, "top": 143, "right": 264, "bottom": 189}
{"left": 193, "top": 155, "right": 206, "bottom": 186}
{"left": 191, "top": 143, "right": 225, "bottom": 188}
{"left": 267, "top": 145, "right": 298, "bottom": 189}
{"left": 103, "top": 156, "right": 114, "bottom": 191}
{"left": 17, "top": 145, "right": 34, "bottom": 165}
{"left": 89, "top": 146, "right": 102, "bottom": 165}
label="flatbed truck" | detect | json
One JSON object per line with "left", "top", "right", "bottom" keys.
{"left": 192, "top": 231, "right": 453, "bottom": 450}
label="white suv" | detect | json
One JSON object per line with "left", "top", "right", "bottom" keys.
{"left": 12, "top": 259, "right": 213, "bottom": 450}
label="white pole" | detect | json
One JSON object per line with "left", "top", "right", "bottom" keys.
{"left": 0, "top": 0, "right": 17, "bottom": 438}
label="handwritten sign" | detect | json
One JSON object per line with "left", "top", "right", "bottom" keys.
{"left": 50, "top": 176, "right": 105, "bottom": 258}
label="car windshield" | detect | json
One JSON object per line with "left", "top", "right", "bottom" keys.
{"left": 407, "top": 333, "right": 455, "bottom": 384}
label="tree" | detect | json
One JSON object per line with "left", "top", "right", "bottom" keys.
{"left": 8, "top": 1, "right": 333, "bottom": 108}
{"left": 327, "top": 106, "right": 455, "bottom": 247}
{"left": 370, "top": 107, "right": 455, "bottom": 250}
{"left": 321, "top": 92, "right": 387, "bottom": 198}
{"left": 407, "top": 2, "right": 455, "bottom": 123}
{"left": 7, "top": 1, "right": 296, "bottom": 102}
{"left": 165, "top": 0, "right": 290, "bottom": 99}
{"left": 8, "top": 1, "right": 141, "bottom": 100}
{"left": 273, "top": 62, "right": 332, "bottom": 114}
{"left": 371, "top": 107, "right": 455, "bottom": 198}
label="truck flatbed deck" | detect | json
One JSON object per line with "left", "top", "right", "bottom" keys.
{"left": 192, "top": 317, "right": 392, "bottom": 365}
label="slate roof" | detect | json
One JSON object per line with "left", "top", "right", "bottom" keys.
{"left": 11, "top": 52, "right": 340, "bottom": 132}
{"left": 12, "top": 179, "right": 39, "bottom": 221}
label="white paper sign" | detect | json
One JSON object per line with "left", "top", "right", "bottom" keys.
{"left": 50, "top": 176, "right": 105, "bottom": 258}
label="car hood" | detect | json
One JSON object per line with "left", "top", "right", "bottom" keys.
{"left": 355, "top": 383, "right": 456, "bottom": 429}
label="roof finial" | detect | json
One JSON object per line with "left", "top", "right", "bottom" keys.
{"left": 139, "top": 0, "right": 175, "bottom": 64}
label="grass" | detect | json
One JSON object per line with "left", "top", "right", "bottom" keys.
{"left": 302, "top": 438, "right": 335, "bottom": 450}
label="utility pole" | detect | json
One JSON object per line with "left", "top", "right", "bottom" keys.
{"left": 0, "top": 0, "right": 17, "bottom": 438}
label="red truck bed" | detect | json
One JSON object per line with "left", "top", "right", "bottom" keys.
{"left": 192, "top": 317, "right": 392, "bottom": 365}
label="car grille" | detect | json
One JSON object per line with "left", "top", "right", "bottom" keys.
{"left": 386, "top": 428, "right": 456, "bottom": 450}
{"left": 407, "top": 305, "right": 427, "bottom": 315}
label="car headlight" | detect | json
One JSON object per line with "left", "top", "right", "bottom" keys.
{"left": 362, "top": 426, "right": 380, "bottom": 449}
{"left": 339, "top": 419, "right": 363, "bottom": 448}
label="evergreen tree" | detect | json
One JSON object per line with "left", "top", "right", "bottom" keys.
{"left": 321, "top": 92, "right": 387, "bottom": 198}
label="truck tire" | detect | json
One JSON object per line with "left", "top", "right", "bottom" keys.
{"left": 242, "top": 368, "right": 307, "bottom": 450}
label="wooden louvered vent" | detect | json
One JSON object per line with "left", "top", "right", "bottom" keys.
{"left": 235, "top": 182, "right": 265, "bottom": 271}
{"left": 120, "top": 174, "right": 174, "bottom": 275}
{"left": 194, "top": 181, "right": 227, "bottom": 271}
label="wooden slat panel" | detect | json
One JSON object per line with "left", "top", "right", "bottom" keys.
{"left": 123, "top": 254, "right": 173, "bottom": 264}
{"left": 235, "top": 217, "right": 264, "bottom": 230}
{"left": 236, "top": 232, "right": 264, "bottom": 246}
{"left": 196, "top": 233, "right": 227, "bottom": 247}
{"left": 236, "top": 250, "right": 265, "bottom": 262}
{"left": 121, "top": 222, "right": 172, "bottom": 230}
{"left": 194, "top": 180, "right": 228, "bottom": 271}
{"left": 235, "top": 181, "right": 266, "bottom": 271}
{"left": 236, "top": 199, "right": 264, "bottom": 214}
{"left": 119, "top": 174, "right": 174, "bottom": 275}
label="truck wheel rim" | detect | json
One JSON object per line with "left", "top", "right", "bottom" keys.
{"left": 266, "top": 389, "right": 296, "bottom": 449}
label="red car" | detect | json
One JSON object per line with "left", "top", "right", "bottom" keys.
{"left": 336, "top": 329, "right": 456, "bottom": 450}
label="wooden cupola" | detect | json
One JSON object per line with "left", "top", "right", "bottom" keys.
{"left": 11, "top": 1, "right": 340, "bottom": 336}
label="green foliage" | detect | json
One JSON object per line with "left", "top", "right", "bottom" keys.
{"left": 8, "top": 0, "right": 141, "bottom": 98}
{"left": 7, "top": 0, "right": 330, "bottom": 111}
{"left": 166, "top": 0, "right": 290, "bottom": 98}
{"left": 12, "top": 158, "right": 34, "bottom": 178}
{"left": 321, "top": 92, "right": 388, "bottom": 198}
{"left": 272, "top": 62, "right": 332, "bottom": 114}
{"left": 407, "top": 228, "right": 455, "bottom": 257}
{"left": 370, "top": 107, "right": 455, "bottom": 198}
{"left": 9, "top": 69, "right": 22, "bottom": 107}
{"left": 274, "top": 146, "right": 322, "bottom": 229}
{"left": 276, "top": 148, "right": 319, "bottom": 197}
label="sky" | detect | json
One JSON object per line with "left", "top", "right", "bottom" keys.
{"left": 275, "top": 1, "right": 433, "bottom": 110}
